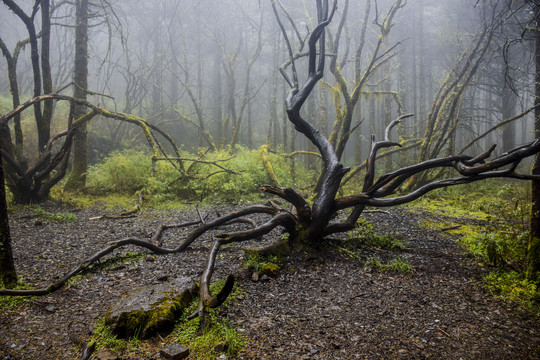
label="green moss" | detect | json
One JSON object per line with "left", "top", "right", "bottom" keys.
{"left": 171, "top": 281, "right": 244, "bottom": 360}
{"left": 0, "top": 278, "right": 34, "bottom": 307}
{"left": 30, "top": 205, "right": 77, "bottom": 222}
{"left": 364, "top": 256, "right": 413, "bottom": 274}
{"left": 104, "top": 284, "right": 195, "bottom": 339}
{"left": 245, "top": 253, "right": 282, "bottom": 276}
{"left": 483, "top": 270, "right": 539, "bottom": 313}
{"left": 260, "top": 263, "right": 280, "bottom": 277}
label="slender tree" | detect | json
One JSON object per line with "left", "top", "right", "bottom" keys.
{"left": 64, "top": 0, "right": 90, "bottom": 190}
{"left": 528, "top": 0, "right": 540, "bottom": 284}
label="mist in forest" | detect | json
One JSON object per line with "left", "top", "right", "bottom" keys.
{"left": 0, "top": 0, "right": 536, "bottom": 166}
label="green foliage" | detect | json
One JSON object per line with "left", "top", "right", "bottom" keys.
{"left": 172, "top": 281, "right": 244, "bottom": 359}
{"left": 87, "top": 150, "right": 155, "bottom": 194}
{"left": 415, "top": 181, "right": 538, "bottom": 311}
{"left": 31, "top": 205, "right": 77, "bottom": 222}
{"left": 364, "top": 256, "right": 413, "bottom": 274}
{"left": 86, "top": 147, "right": 315, "bottom": 205}
{"left": 426, "top": 183, "right": 531, "bottom": 272}
{"left": 482, "top": 271, "right": 539, "bottom": 312}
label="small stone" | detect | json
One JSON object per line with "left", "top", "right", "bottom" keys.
{"left": 159, "top": 343, "right": 190, "bottom": 360}
{"left": 93, "top": 349, "right": 119, "bottom": 360}
{"left": 157, "top": 274, "right": 169, "bottom": 282}
{"left": 260, "top": 274, "right": 270, "bottom": 282}
{"left": 45, "top": 304, "right": 56, "bottom": 313}
{"left": 214, "top": 343, "right": 229, "bottom": 353}
{"left": 251, "top": 272, "right": 259, "bottom": 282}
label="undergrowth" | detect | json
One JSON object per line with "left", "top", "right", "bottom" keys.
{"left": 414, "top": 180, "right": 539, "bottom": 312}
{"left": 83, "top": 147, "right": 315, "bottom": 207}
{"left": 171, "top": 280, "right": 244, "bottom": 359}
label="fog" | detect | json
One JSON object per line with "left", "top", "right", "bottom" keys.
{"left": 0, "top": 0, "right": 537, "bottom": 164}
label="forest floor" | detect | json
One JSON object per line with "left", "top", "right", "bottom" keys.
{"left": 0, "top": 202, "right": 539, "bottom": 360}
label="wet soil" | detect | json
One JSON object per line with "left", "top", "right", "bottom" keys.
{"left": 0, "top": 203, "right": 538, "bottom": 359}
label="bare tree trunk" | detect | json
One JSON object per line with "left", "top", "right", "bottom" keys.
{"left": 41, "top": 0, "right": 53, "bottom": 140}
{"left": 65, "top": 0, "right": 89, "bottom": 191}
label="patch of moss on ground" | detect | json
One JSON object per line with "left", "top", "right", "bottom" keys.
{"left": 245, "top": 253, "right": 282, "bottom": 276}
{"left": 364, "top": 256, "right": 413, "bottom": 274}
{"left": 170, "top": 281, "right": 245, "bottom": 360}
{"left": 482, "top": 270, "right": 539, "bottom": 313}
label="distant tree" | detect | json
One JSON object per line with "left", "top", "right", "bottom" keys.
{"left": 64, "top": 0, "right": 90, "bottom": 191}
{"left": 2, "top": 0, "right": 53, "bottom": 152}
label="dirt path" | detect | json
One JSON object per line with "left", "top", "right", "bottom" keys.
{"left": 0, "top": 204, "right": 538, "bottom": 359}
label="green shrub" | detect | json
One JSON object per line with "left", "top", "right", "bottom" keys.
{"left": 86, "top": 146, "right": 316, "bottom": 204}
{"left": 87, "top": 150, "right": 155, "bottom": 194}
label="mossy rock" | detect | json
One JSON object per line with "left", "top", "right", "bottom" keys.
{"left": 104, "top": 277, "right": 198, "bottom": 339}
{"left": 259, "top": 263, "right": 280, "bottom": 277}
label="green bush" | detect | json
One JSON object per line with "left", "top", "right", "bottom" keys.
{"left": 87, "top": 150, "right": 154, "bottom": 194}
{"left": 86, "top": 146, "right": 316, "bottom": 204}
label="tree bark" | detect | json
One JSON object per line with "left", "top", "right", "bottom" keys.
{"left": 0, "top": 151, "right": 16, "bottom": 288}
{"left": 65, "top": 0, "right": 89, "bottom": 191}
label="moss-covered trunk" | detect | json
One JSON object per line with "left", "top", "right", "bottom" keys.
{"left": 0, "top": 153, "right": 17, "bottom": 288}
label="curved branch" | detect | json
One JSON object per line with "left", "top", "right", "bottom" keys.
{"left": 260, "top": 185, "right": 311, "bottom": 222}
{"left": 199, "top": 212, "right": 296, "bottom": 312}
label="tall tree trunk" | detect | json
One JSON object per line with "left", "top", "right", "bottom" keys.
{"left": 501, "top": 55, "right": 517, "bottom": 152}
{"left": 527, "top": 5, "right": 540, "bottom": 284}
{"left": 0, "top": 151, "right": 16, "bottom": 288}
{"left": 40, "top": 0, "right": 53, "bottom": 144}
{"left": 65, "top": 0, "right": 89, "bottom": 191}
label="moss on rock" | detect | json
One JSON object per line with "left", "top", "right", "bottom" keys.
{"left": 104, "top": 277, "right": 198, "bottom": 339}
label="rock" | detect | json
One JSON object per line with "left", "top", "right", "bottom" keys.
{"left": 104, "top": 277, "right": 197, "bottom": 339}
{"left": 159, "top": 343, "right": 189, "bottom": 360}
{"left": 259, "top": 263, "right": 280, "bottom": 277}
{"left": 45, "top": 304, "right": 56, "bottom": 313}
{"left": 214, "top": 343, "right": 229, "bottom": 353}
{"left": 92, "top": 349, "right": 119, "bottom": 360}
{"left": 260, "top": 274, "right": 270, "bottom": 282}
{"left": 251, "top": 272, "right": 259, "bottom": 282}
